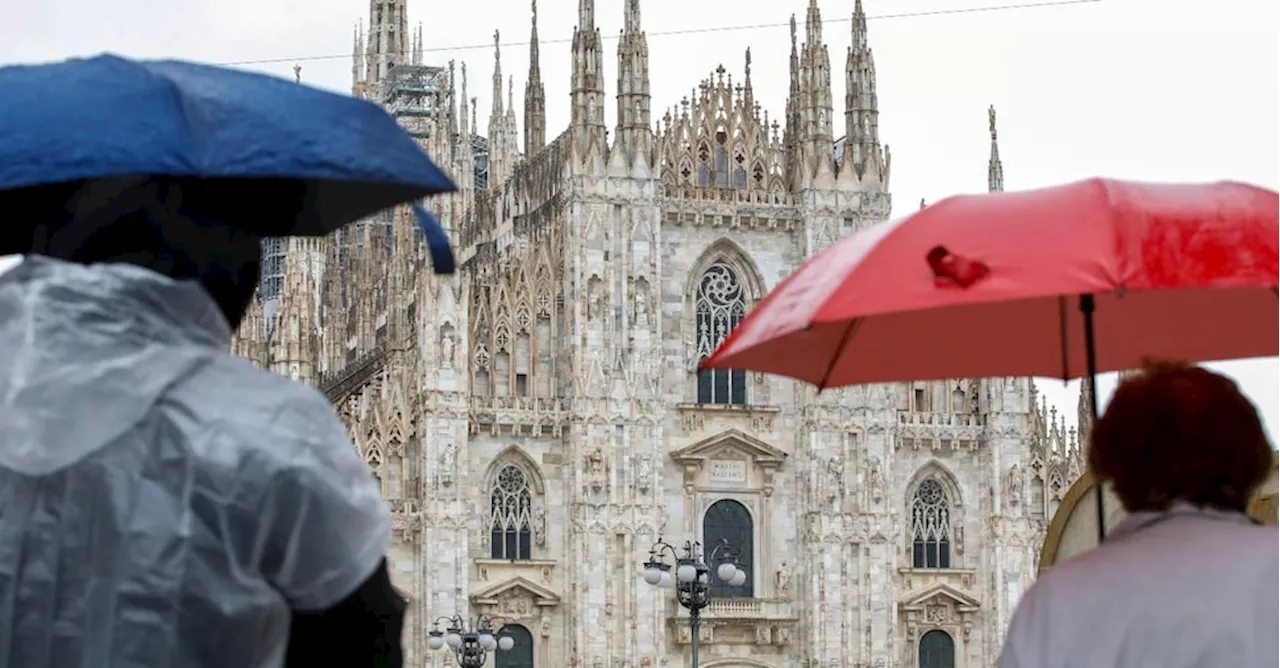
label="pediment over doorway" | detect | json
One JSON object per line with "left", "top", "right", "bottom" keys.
{"left": 670, "top": 429, "right": 787, "bottom": 467}
{"left": 901, "top": 582, "right": 981, "bottom": 614}
{"left": 670, "top": 429, "right": 787, "bottom": 492}
{"left": 470, "top": 576, "right": 561, "bottom": 614}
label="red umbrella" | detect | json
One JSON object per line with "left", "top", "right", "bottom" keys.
{"left": 702, "top": 178, "right": 1277, "bottom": 387}
{"left": 700, "top": 178, "right": 1278, "bottom": 541}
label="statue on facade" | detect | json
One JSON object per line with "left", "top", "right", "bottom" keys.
{"left": 633, "top": 290, "right": 649, "bottom": 325}
{"left": 440, "top": 330, "right": 456, "bottom": 369}
{"left": 1004, "top": 463, "right": 1022, "bottom": 507}
{"left": 438, "top": 442, "right": 456, "bottom": 487}
{"left": 868, "top": 457, "right": 887, "bottom": 503}
{"left": 533, "top": 505, "right": 546, "bottom": 546}
{"left": 775, "top": 561, "right": 792, "bottom": 597}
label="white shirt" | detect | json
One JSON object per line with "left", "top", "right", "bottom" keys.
{"left": 1000, "top": 502, "right": 1278, "bottom": 668}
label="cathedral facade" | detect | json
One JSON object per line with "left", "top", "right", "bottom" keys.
{"left": 230, "top": 1, "right": 1085, "bottom": 666}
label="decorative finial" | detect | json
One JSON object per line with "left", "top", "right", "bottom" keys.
{"left": 745, "top": 48, "right": 752, "bottom": 78}
{"left": 989, "top": 104, "right": 998, "bottom": 141}
{"left": 532, "top": 0, "right": 537, "bottom": 21}
{"left": 293, "top": 64, "right": 301, "bottom": 83}
{"left": 494, "top": 29, "right": 500, "bottom": 55}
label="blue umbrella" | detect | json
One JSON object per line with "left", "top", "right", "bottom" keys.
{"left": 0, "top": 53, "right": 455, "bottom": 273}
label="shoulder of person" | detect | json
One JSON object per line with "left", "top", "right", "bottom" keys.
{"left": 165, "top": 354, "right": 365, "bottom": 475}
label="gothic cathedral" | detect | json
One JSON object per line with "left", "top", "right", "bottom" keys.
{"left": 231, "top": 1, "right": 1085, "bottom": 666}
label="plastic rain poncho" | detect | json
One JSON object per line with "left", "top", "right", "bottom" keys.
{"left": 0, "top": 256, "right": 390, "bottom": 668}
{"left": 999, "top": 503, "right": 1278, "bottom": 668}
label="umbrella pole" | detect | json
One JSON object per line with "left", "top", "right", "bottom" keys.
{"left": 1079, "top": 294, "right": 1106, "bottom": 544}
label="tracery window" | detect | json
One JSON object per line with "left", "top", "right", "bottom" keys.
{"left": 911, "top": 479, "right": 952, "bottom": 569}
{"left": 695, "top": 263, "right": 747, "bottom": 405}
{"left": 918, "top": 629, "right": 956, "bottom": 668}
{"left": 703, "top": 499, "right": 754, "bottom": 598}
{"left": 489, "top": 465, "right": 533, "bottom": 560}
{"left": 732, "top": 152, "right": 747, "bottom": 189}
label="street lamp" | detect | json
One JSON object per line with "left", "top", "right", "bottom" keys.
{"left": 641, "top": 537, "right": 746, "bottom": 668}
{"left": 426, "top": 614, "right": 515, "bottom": 667}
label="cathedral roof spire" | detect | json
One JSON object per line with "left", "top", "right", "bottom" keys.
{"left": 570, "top": 0, "right": 606, "bottom": 166}
{"left": 351, "top": 20, "right": 365, "bottom": 89}
{"left": 988, "top": 105, "right": 1004, "bottom": 192}
{"left": 524, "top": 0, "right": 546, "bottom": 156}
{"left": 362, "top": 0, "right": 409, "bottom": 86}
{"left": 492, "top": 30, "right": 504, "bottom": 117}
{"left": 839, "top": 0, "right": 887, "bottom": 191}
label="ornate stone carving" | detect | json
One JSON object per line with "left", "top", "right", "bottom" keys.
{"left": 438, "top": 441, "right": 456, "bottom": 487}
{"left": 440, "top": 329, "right": 456, "bottom": 369}
{"left": 868, "top": 456, "right": 887, "bottom": 503}
{"left": 635, "top": 453, "right": 653, "bottom": 494}
{"left": 1005, "top": 463, "right": 1022, "bottom": 507}
{"left": 775, "top": 561, "right": 792, "bottom": 598}
{"left": 586, "top": 447, "right": 607, "bottom": 493}
{"left": 533, "top": 505, "right": 547, "bottom": 547}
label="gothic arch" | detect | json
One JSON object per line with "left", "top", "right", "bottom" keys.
{"left": 685, "top": 237, "right": 766, "bottom": 301}
{"left": 484, "top": 445, "right": 546, "bottom": 494}
{"left": 904, "top": 460, "right": 964, "bottom": 510}
{"left": 486, "top": 450, "right": 545, "bottom": 561}
{"left": 905, "top": 461, "right": 964, "bottom": 569}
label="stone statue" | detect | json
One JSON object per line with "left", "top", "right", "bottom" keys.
{"left": 438, "top": 442, "right": 456, "bottom": 487}
{"left": 868, "top": 457, "right": 887, "bottom": 503}
{"left": 587, "top": 448, "right": 605, "bottom": 474}
{"left": 440, "top": 331, "right": 456, "bottom": 369}
{"left": 1004, "top": 463, "right": 1022, "bottom": 506}
{"left": 533, "top": 505, "right": 546, "bottom": 546}
{"left": 775, "top": 561, "right": 792, "bottom": 596}
{"left": 634, "top": 291, "right": 649, "bottom": 324}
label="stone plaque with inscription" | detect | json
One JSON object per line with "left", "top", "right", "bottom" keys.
{"left": 708, "top": 458, "right": 748, "bottom": 485}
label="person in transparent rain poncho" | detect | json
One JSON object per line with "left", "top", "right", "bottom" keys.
{"left": 0, "top": 178, "right": 404, "bottom": 668}
{"left": 999, "top": 361, "right": 1278, "bottom": 668}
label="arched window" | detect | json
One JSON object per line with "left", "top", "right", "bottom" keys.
{"left": 951, "top": 387, "right": 965, "bottom": 413}
{"left": 911, "top": 479, "right": 952, "bottom": 569}
{"left": 702, "top": 499, "right": 754, "bottom": 598}
{"left": 695, "top": 263, "right": 747, "bottom": 405}
{"left": 495, "top": 624, "right": 534, "bottom": 668}
{"left": 713, "top": 131, "right": 729, "bottom": 187}
{"left": 489, "top": 465, "right": 533, "bottom": 560}
{"left": 919, "top": 629, "right": 955, "bottom": 668}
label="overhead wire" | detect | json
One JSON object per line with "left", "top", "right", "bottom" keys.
{"left": 218, "top": 0, "right": 1101, "bottom": 67}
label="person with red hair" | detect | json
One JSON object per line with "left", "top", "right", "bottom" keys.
{"left": 1000, "top": 361, "right": 1277, "bottom": 668}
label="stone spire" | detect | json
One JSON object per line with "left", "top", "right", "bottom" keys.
{"left": 789, "top": 0, "right": 835, "bottom": 189}
{"left": 488, "top": 31, "right": 511, "bottom": 185}
{"left": 523, "top": 0, "right": 546, "bottom": 156}
{"left": 784, "top": 14, "right": 802, "bottom": 188}
{"left": 610, "top": 0, "right": 652, "bottom": 173}
{"left": 839, "top": 0, "right": 889, "bottom": 192}
{"left": 351, "top": 20, "right": 365, "bottom": 89}
{"left": 362, "top": 0, "right": 409, "bottom": 86}
{"left": 412, "top": 24, "right": 424, "bottom": 65}
{"left": 988, "top": 105, "right": 1004, "bottom": 192}
{"left": 570, "top": 0, "right": 607, "bottom": 167}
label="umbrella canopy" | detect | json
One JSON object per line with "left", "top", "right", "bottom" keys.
{"left": 0, "top": 54, "right": 456, "bottom": 272}
{"left": 702, "top": 178, "right": 1278, "bottom": 388}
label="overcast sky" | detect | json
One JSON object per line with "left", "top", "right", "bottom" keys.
{"left": 2, "top": 0, "right": 1276, "bottom": 443}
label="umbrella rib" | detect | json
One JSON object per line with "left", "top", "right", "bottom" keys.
{"left": 815, "top": 318, "right": 863, "bottom": 391}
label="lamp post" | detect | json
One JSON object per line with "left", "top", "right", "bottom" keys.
{"left": 426, "top": 614, "right": 515, "bottom": 667}
{"left": 641, "top": 537, "right": 746, "bottom": 668}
